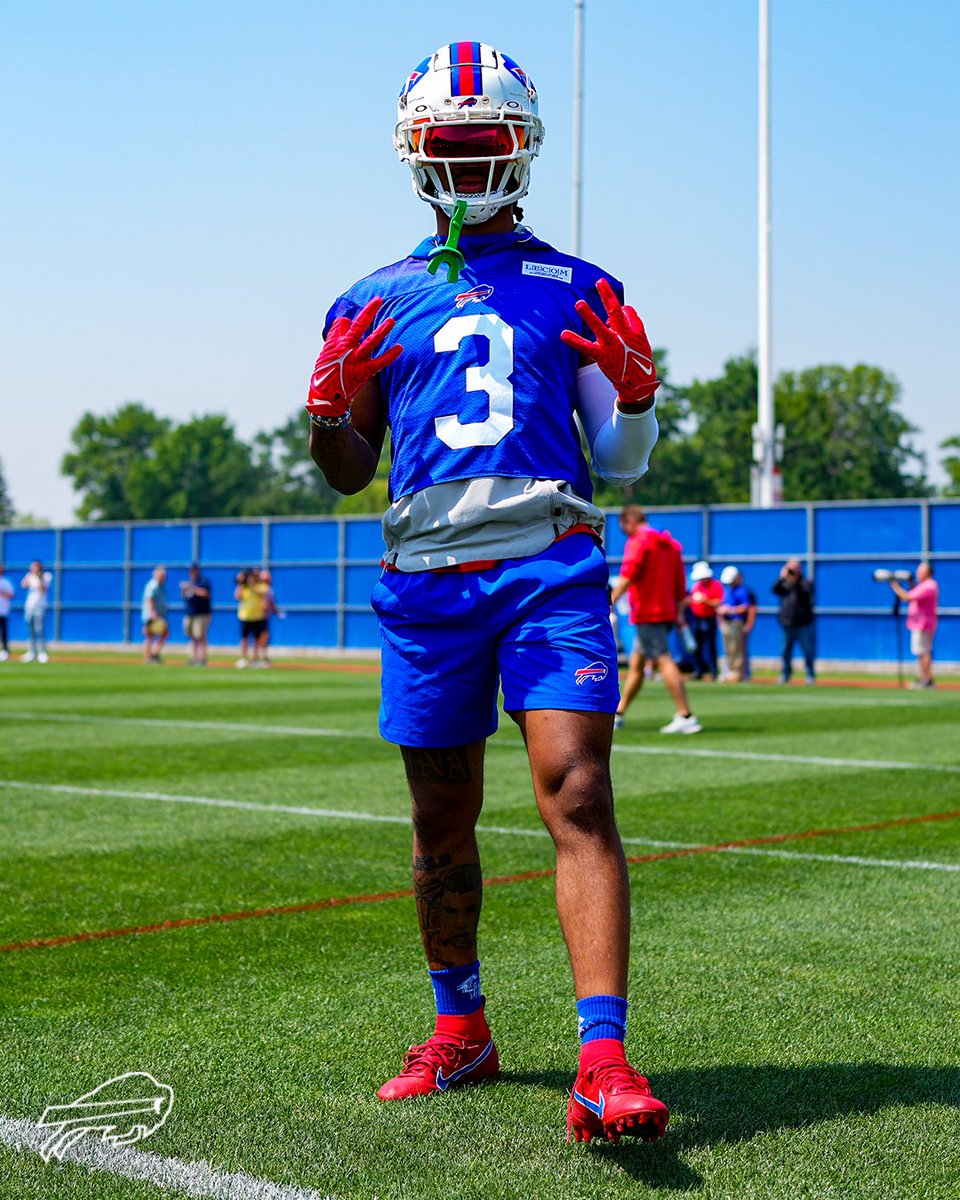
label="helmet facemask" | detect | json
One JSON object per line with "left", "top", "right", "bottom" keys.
{"left": 395, "top": 44, "right": 544, "bottom": 225}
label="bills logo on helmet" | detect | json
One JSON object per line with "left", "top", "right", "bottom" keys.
{"left": 399, "top": 56, "right": 431, "bottom": 102}
{"left": 574, "top": 662, "right": 609, "bottom": 685}
{"left": 457, "top": 96, "right": 478, "bottom": 108}
{"left": 455, "top": 284, "right": 495, "bottom": 308}
{"left": 501, "top": 53, "right": 537, "bottom": 100}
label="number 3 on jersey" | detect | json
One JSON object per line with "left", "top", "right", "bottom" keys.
{"left": 434, "top": 313, "right": 515, "bottom": 449}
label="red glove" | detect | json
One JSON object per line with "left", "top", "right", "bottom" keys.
{"left": 306, "top": 297, "right": 402, "bottom": 418}
{"left": 560, "top": 277, "right": 660, "bottom": 409}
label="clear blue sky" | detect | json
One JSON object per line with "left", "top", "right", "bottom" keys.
{"left": 2, "top": 0, "right": 957, "bottom": 523}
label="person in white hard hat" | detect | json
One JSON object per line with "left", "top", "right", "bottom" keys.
{"left": 718, "top": 566, "right": 751, "bottom": 682}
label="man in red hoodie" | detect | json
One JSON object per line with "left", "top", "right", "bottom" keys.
{"left": 610, "top": 507, "right": 702, "bottom": 733}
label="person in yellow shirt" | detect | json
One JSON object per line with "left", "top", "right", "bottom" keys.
{"left": 234, "top": 569, "right": 268, "bottom": 668}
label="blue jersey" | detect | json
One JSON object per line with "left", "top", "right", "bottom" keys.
{"left": 324, "top": 227, "right": 622, "bottom": 504}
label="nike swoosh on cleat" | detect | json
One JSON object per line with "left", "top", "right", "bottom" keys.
{"left": 573, "top": 1087, "right": 605, "bottom": 1118}
{"left": 435, "top": 1041, "right": 494, "bottom": 1091}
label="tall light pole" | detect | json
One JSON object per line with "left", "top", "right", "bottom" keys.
{"left": 756, "top": 0, "right": 777, "bottom": 506}
{"left": 571, "top": 0, "right": 585, "bottom": 256}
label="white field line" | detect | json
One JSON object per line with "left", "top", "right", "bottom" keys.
{"left": 3, "top": 709, "right": 960, "bottom": 776}
{"left": 1, "top": 779, "right": 958, "bottom": 874}
{"left": 0, "top": 1114, "right": 331, "bottom": 1200}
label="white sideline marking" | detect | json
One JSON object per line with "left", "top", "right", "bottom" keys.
{"left": 1, "top": 778, "right": 958, "bottom": 874}
{"left": 713, "top": 847, "right": 960, "bottom": 872}
{"left": 0, "top": 710, "right": 380, "bottom": 741}
{"left": 612, "top": 743, "right": 960, "bottom": 774}
{"left": 0, "top": 1114, "right": 331, "bottom": 1200}
{"left": 3, "top": 709, "right": 960, "bottom": 776}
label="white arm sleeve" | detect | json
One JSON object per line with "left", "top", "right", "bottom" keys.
{"left": 574, "top": 362, "right": 659, "bottom": 484}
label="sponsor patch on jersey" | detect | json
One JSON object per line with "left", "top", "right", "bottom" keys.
{"left": 574, "top": 661, "right": 609, "bottom": 685}
{"left": 455, "top": 284, "right": 495, "bottom": 308}
{"left": 522, "top": 261, "right": 573, "bottom": 284}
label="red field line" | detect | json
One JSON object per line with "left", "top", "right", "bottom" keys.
{"left": 3, "top": 808, "right": 959, "bottom": 955}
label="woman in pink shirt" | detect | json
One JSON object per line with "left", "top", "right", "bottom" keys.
{"left": 890, "top": 563, "right": 939, "bottom": 688}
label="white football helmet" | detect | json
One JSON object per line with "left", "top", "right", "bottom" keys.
{"left": 395, "top": 42, "right": 544, "bottom": 224}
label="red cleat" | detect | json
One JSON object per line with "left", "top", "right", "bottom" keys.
{"left": 377, "top": 1031, "right": 499, "bottom": 1101}
{"left": 567, "top": 1050, "right": 670, "bottom": 1144}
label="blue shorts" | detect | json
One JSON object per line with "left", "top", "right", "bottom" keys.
{"left": 371, "top": 535, "right": 620, "bottom": 748}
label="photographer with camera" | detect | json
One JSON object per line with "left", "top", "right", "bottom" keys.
{"left": 887, "top": 563, "right": 939, "bottom": 688}
{"left": 772, "top": 559, "right": 816, "bottom": 685}
{"left": 234, "top": 568, "right": 268, "bottom": 669}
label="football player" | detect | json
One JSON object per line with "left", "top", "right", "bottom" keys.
{"left": 307, "top": 42, "right": 668, "bottom": 1144}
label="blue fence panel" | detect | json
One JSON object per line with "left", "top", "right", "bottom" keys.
{"left": 345, "top": 519, "right": 385, "bottom": 560}
{"left": 269, "top": 611, "right": 337, "bottom": 647}
{"left": 131, "top": 524, "right": 193, "bottom": 565}
{"left": 814, "top": 560, "right": 917, "bottom": 609}
{"left": 710, "top": 507, "right": 807, "bottom": 558}
{"left": 2, "top": 527, "right": 56, "bottom": 566}
{"left": 61, "top": 568, "right": 125, "bottom": 604}
{"left": 930, "top": 503, "right": 960, "bottom": 552}
{"left": 733, "top": 560, "right": 783, "bottom": 604}
{"left": 937, "top": 618, "right": 959, "bottom": 661}
{"left": 60, "top": 608, "right": 126, "bottom": 642}
{"left": 198, "top": 522, "right": 263, "bottom": 565}
{"left": 4, "top": 500, "right": 958, "bottom": 661}
{"left": 603, "top": 510, "right": 703, "bottom": 563}
{"left": 270, "top": 566, "right": 337, "bottom": 605}
{"left": 345, "top": 564, "right": 380, "bottom": 607}
{"left": 345, "top": 611, "right": 381, "bottom": 650}
{"left": 61, "top": 527, "right": 125, "bottom": 563}
{"left": 815, "top": 504, "right": 922, "bottom": 555}
{"left": 270, "top": 521, "right": 339, "bottom": 562}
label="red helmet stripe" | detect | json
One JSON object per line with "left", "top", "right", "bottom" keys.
{"left": 450, "top": 40, "right": 477, "bottom": 97}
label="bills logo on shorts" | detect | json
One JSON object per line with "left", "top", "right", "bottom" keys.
{"left": 455, "top": 284, "right": 495, "bottom": 308}
{"left": 574, "top": 661, "right": 609, "bottom": 685}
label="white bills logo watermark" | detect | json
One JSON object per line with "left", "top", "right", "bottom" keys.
{"left": 37, "top": 1072, "right": 174, "bottom": 1163}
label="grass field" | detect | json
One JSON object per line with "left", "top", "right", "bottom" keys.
{"left": 1, "top": 659, "right": 958, "bottom": 1199}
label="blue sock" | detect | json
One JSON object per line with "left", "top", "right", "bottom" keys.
{"left": 577, "top": 994, "right": 628, "bottom": 1044}
{"left": 430, "top": 961, "right": 483, "bottom": 1016}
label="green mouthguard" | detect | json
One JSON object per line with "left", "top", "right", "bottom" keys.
{"left": 427, "top": 200, "right": 468, "bottom": 283}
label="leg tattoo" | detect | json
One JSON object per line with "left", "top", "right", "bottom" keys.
{"left": 413, "top": 859, "right": 483, "bottom": 969}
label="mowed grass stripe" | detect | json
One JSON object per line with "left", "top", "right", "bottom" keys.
{"left": 2, "top": 709, "right": 959, "bottom": 776}
{"left": 3, "top": 805, "right": 958, "bottom": 954}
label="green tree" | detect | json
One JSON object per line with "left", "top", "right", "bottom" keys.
{"left": 776, "top": 364, "right": 929, "bottom": 500}
{"left": 0, "top": 455, "right": 14, "bottom": 525}
{"left": 61, "top": 403, "right": 171, "bottom": 520}
{"left": 674, "top": 355, "right": 758, "bottom": 504}
{"left": 590, "top": 350, "right": 702, "bottom": 508}
{"left": 245, "top": 413, "right": 341, "bottom": 516}
{"left": 940, "top": 436, "right": 960, "bottom": 497}
{"left": 124, "top": 415, "right": 255, "bottom": 519}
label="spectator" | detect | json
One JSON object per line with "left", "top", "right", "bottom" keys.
{"left": 20, "top": 559, "right": 52, "bottom": 663}
{"left": 742, "top": 583, "right": 758, "bottom": 682}
{"left": 141, "top": 566, "right": 169, "bottom": 663}
{"left": 718, "top": 566, "right": 751, "bottom": 682}
{"left": 180, "top": 563, "right": 213, "bottom": 667}
{"left": 0, "top": 563, "right": 13, "bottom": 661}
{"left": 256, "top": 569, "right": 284, "bottom": 667}
{"left": 889, "top": 563, "right": 939, "bottom": 688}
{"left": 235, "top": 569, "right": 268, "bottom": 668}
{"left": 773, "top": 559, "right": 816, "bottom": 684}
{"left": 687, "top": 561, "right": 723, "bottom": 681}
{"left": 610, "top": 506, "right": 702, "bottom": 734}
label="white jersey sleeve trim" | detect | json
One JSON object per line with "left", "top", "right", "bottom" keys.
{"left": 574, "top": 362, "right": 659, "bottom": 484}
